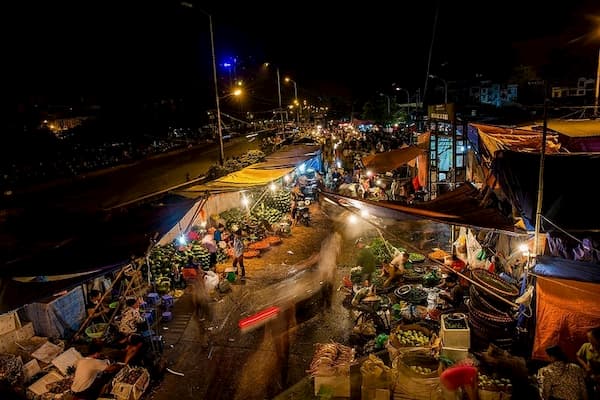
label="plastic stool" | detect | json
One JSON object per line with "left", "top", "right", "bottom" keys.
{"left": 161, "top": 311, "right": 173, "bottom": 322}
{"left": 146, "top": 292, "right": 160, "bottom": 306}
{"left": 161, "top": 295, "right": 174, "bottom": 308}
{"left": 142, "top": 311, "right": 155, "bottom": 326}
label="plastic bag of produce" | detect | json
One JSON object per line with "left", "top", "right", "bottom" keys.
{"left": 204, "top": 271, "right": 219, "bottom": 291}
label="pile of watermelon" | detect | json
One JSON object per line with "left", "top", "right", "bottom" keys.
{"left": 144, "top": 240, "right": 228, "bottom": 284}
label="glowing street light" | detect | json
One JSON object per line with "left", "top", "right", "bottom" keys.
{"left": 285, "top": 77, "right": 299, "bottom": 124}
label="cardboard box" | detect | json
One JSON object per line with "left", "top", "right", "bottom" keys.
{"left": 22, "top": 359, "right": 42, "bottom": 383}
{"left": 52, "top": 347, "right": 83, "bottom": 376}
{"left": 31, "top": 341, "right": 63, "bottom": 364}
{"left": 440, "top": 314, "right": 470, "bottom": 349}
{"left": 0, "top": 312, "right": 21, "bottom": 336}
{"left": 111, "top": 366, "right": 150, "bottom": 400}
{"left": 441, "top": 345, "right": 469, "bottom": 362}
{"left": 314, "top": 375, "right": 350, "bottom": 397}
{"left": 15, "top": 322, "right": 35, "bottom": 341}
{"left": 28, "top": 371, "right": 63, "bottom": 396}
{"left": 0, "top": 330, "right": 17, "bottom": 353}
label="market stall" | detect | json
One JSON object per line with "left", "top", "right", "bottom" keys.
{"left": 142, "top": 144, "right": 323, "bottom": 289}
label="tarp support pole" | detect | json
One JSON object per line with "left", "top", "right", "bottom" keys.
{"left": 533, "top": 88, "right": 549, "bottom": 257}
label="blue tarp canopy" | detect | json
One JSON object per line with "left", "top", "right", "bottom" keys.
{"left": 532, "top": 255, "right": 600, "bottom": 284}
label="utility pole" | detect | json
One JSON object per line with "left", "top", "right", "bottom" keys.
{"left": 276, "top": 67, "right": 284, "bottom": 132}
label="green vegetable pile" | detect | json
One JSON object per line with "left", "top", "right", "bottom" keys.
{"left": 368, "top": 237, "right": 394, "bottom": 264}
{"left": 264, "top": 189, "right": 292, "bottom": 213}
{"left": 250, "top": 204, "right": 284, "bottom": 225}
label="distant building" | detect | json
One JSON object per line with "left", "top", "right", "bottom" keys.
{"left": 469, "top": 81, "right": 518, "bottom": 107}
{"left": 551, "top": 77, "right": 596, "bottom": 100}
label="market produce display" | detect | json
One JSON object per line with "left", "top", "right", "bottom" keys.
{"left": 409, "top": 365, "right": 434, "bottom": 375}
{"left": 250, "top": 204, "right": 284, "bottom": 226}
{"left": 207, "top": 150, "right": 266, "bottom": 178}
{"left": 146, "top": 240, "right": 227, "bottom": 285}
{"left": 243, "top": 250, "right": 260, "bottom": 258}
{"left": 368, "top": 237, "right": 395, "bottom": 264}
{"left": 248, "top": 241, "right": 270, "bottom": 250}
{"left": 220, "top": 208, "right": 247, "bottom": 232}
{"left": 422, "top": 270, "right": 441, "bottom": 287}
{"left": 478, "top": 373, "right": 512, "bottom": 392}
{"left": 307, "top": 342, "right": 355, "bottom": 377}
{"left": 394, "top": 285, "right": 428, "bottom": 304}
{"left": 408, "top": 252, "right": 426, "bottom": 263}
{"left": 264, "top": 236, "right": 282, "bottom": 245}
{"left": 264, "top": 189, "right": 292, "bottom": 213}
{"left": 443, "top": 314, "right": 468, "bottom": 330}
{"left": 120, "top": 367, "right": 146, "bottom": 385}
{"left": 46, "top": 377, "right": 73, "bottom": 394}
{"left": 394, "top": 329, "right": 430, "bottom": 347}
{"left": 0, "top": 354, "right": 23, "bottom": 386}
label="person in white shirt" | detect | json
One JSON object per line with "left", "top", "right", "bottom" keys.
{"left": 202, "top": 228, "right": 218, "bottom": 269}
{"left": 71, "top": 342, "right": 120, "bottom": 399}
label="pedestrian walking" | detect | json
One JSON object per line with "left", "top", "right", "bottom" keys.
{"left": 232, "top": 229, "right": 245, "bottom": 279}
{"left": 191, "top": 271, "right": 212, "bottom": 322}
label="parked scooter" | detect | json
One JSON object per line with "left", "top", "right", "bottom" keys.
{"left": 296, "top": 199, "right": 311, "bottom": 226}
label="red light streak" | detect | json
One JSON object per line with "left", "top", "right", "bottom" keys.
{"left": 238, "top": 306, "right": 280, "bottom": 330}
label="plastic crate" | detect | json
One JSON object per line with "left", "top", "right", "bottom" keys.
{"left": 441, "top": 346, "right": 469, "bottom": 363}
{"left": 440, "top": 313, "right": 470, "bottom": 349}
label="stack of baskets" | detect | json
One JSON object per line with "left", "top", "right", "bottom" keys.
{"left": 467, "top": 269, "right": 519, "bottom": 351}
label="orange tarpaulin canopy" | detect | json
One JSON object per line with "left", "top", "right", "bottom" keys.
{"left": 470, "top": 123, "right": 561, "bottom": 156}
{"left": 532, "top": 276, "right": 600, "bottom": 361}
{"left": 362, "top": 146, "right": 425, "bottom": 173}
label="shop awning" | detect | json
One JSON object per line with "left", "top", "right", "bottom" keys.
{"left": 175, "top": 144, "right": 321, "bottom": 196}
{"left": 519, "top": 120, "right": 600, "bottom": 152}
{"left": 469, "top": 123, "right": 561, "bottom": 158}
{"left": 362, "top": 146, "right": 425, "bottom": 173}
{"left": 321, "top": 182, "right": 526, "bottom": 236}
{"left": 175, "top": 166, "right": 294, "bottom": 196}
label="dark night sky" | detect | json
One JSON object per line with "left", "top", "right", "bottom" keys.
{"left": 3, "top": 0, "right": 599, "bottom": 105}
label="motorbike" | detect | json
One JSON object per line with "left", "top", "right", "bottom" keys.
{"left": 296, "top": 199, "right": 311, "bottom": 226}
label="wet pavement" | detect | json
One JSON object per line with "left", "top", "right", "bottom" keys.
{"left": 144, "top": 200, "right": 451, "bottom": 400}
{"left": 146, "top": 202, "right": 355, "bottom": 400}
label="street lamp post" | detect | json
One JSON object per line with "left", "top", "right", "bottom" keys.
{"left": 428, "top": 74, "right": 448, "bottom": 105}
{"left": 263, "top": 63, "right": 285, "bottom": 132}
{"left": 181, "top": 2, "right": 225, "bottom": 165}
{"left": 395, "top": 87, "right": 410, "bottom": 123}
{"left": 379, "top": 93, "right": 391, "bottom": 117}
{"left": 285, "top": 77, "right": 299, "bottom": 125}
